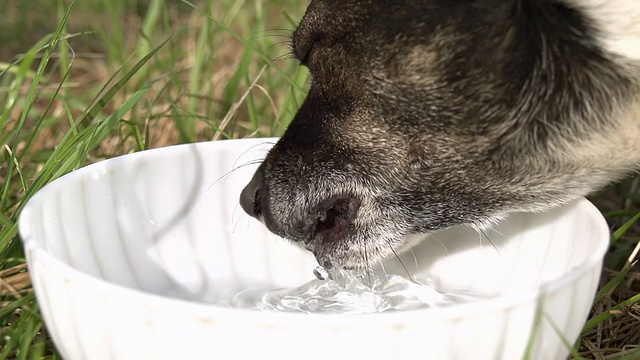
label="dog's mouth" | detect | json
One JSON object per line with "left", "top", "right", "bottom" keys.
{"left": 310, "top": 195, "right": 362, "bottom": 244}
{"left": 304, "top": 195, "right": 363, "bottom": 268}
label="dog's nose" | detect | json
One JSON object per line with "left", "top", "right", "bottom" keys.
{"left": 240, "top": 169, "right": 362, "bottom": 246}
{"left": 240, "top": 171, "right": 264, "bottom": 219}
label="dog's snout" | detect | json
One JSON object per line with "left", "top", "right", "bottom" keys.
{"left": 240, "top": 171, "right": 264, "bottom": 219}
{"left": 312, "top": 195, "right": 361, "bottom": 242}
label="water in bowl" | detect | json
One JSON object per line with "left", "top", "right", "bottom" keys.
{"left": 230, "top": 266, "right": 461, "bottom": 314}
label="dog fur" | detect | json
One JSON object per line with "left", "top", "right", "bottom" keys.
{"left": 239, "top": 0, "right": 640, "bottom": 269}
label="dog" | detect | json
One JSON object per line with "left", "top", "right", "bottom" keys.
{"left": 239, "top": 0, "right": 640, "bottom": 270}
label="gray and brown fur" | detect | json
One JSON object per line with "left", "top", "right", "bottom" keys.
{"left": 240, "top": 0, "right": 640, "bottom": 269}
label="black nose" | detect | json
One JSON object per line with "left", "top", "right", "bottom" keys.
{"left": 240, "top": 170, "right": 362, "bottom": 245}
{"left": 240, "top": 171, "right": 264, "bottom": 219}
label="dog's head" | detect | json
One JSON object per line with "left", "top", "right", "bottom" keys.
{"left": 240, "top": 0, "right": 638, "bottom": 269}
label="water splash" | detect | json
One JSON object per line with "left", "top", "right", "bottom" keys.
{"left": 231, "top": 267, "right": 454, "bottom": 314}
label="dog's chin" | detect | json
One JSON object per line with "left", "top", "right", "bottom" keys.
{"left": 301, "top": 229, "right": 410, "bottom": 270}
{"left": 307, "top": 214, "right": 509, "bottom": 270}
{"left": 309, "top": 246, "right": 384, "bottom": 271}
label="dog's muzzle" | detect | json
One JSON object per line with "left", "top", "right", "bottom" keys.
{"left": 239, "top": 169, "right": 361, "bottom": 258}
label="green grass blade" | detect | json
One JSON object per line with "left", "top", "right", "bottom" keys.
{"left": 82, "top": 79, "right": 159, "bottom": 157}
{"left": 135, "top": 0, "right": 166, "bottom": 83}
{"left": 541, "top": 313, "right": 588, "bottom": 360}
{"left": 0, "top": 43, "right": 167, "bottom": 259}
{"left": 0, "top": 79, "right": 157, "bottom": 258}
{"left": 0, "top": 52, "right": 41, "bottom": 145}
{"left": 522, "top": 294, "right": 545, "bottom": 360}
{"left": 56, "top": 1, "right": 71, "bottom": 88}
{"left": 0, "top": 0, "right": 75, "bottom": 212}
{"left": 18, "top": 64, "right": 73, "bottom": 162}
{"left": 0, "top": 293, "right": 34, "bottom": 320}
{"left": 582, "top": 292, "right": 640, "bottom": 333}
{"left": 605, "top": 209, "right": 638, "bottom": 218}
{"left": 180, "top": 0, "right": 304, "bottom": 92}
{"left": 121, "top": 120, "right": 146, "bottom": 151}
{"left": 76, "top": 35, "right": 171, "bottom": 130}
{"left": 220, "top": 48, "right": 252, "bottom": 118}
{"left": 611, "top": 212, "right": 640, "bottom": 243}
{"left": 17, "top": 316, "right": 38, "bottom": 360}
{"left": 4, "top": 145, "right": 27, "bottom": 193}
{"left": 0, "top": 61, "right": 37, "bottom": 79}
{"left": 0, "top": 223, "right": 18, "bottom": 259}
{"left": 0, "top": 212, "right": 12, "bottom": 228}
{"left": 0, "top": 295, "right": 42, "bottom": 360}
{"left": 185, "top": 0, "right": 212, "bottom": 142}
{"left": 595, "top": 261, "right": 637, "bottom": 300}
{"left": 267, "top": 0, "right": 298, "bottom": 28}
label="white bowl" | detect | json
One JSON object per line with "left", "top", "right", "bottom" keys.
{"left": 19, "top": 138, "right": 609, "bottom": 360}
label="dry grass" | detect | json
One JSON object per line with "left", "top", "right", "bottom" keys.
{"left": 0, "top": 264, "right": 29, "bottom": 299}
{"left": 578, "top": 267, "right": 640, "bottom": 359}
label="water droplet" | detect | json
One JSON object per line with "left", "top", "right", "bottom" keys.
{"left": 313, "top": 266, "right": 329, "bottom": 280}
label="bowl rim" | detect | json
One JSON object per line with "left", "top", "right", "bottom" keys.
{"left": 18, "top": 138, "right": 610, "bottom": 327}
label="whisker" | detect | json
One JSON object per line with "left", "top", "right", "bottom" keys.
{"left": 363, "top": 239, "right": 373, "bottom": 287}
{"left": 431, "top": 233, "right": 450, "bottom": 253}
{"left": 232, "top": 205, "right": 245, "bottom": 235}
{"left": 249, "top": 33, "right": 293, "bottom": 42}
{"left": 205, "top": 159, "right": 265, "bottom": 192}
{"left": 488, "top": 227, "right": 508, "bottom": 239}
{"left": 378, "top": 256, "right": 388, "bottom": 278}
{"left": 272, "top": 55, "right": 297, "bottom": 65}
{"left": 231, "top": 156, "right": 266, "bottom": 172}
{"left": 242, "top": 29, "right": 294, "bottom": 48}
{"left": 245, "top": 28, "right": 293, "bottom": 39}
{"left": 480, "top": 229, "right": 502, "bottom": 258}
{"left": 204, "top": 140, "right": 276, "bottom": 191}
{"left": 234, "top": 141, "right": 276, "bottom": 164}
{"left": 386, "top": 240, "right": 415, "bottom": 283}
{"left": 410, "top": 248, "right": 419, "bottom": 271}
{"left": 269, "top": 51, "right": 296, "bottom": 63}
{"left": 260, "top": 40, "right": 294, "bottom": 57}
